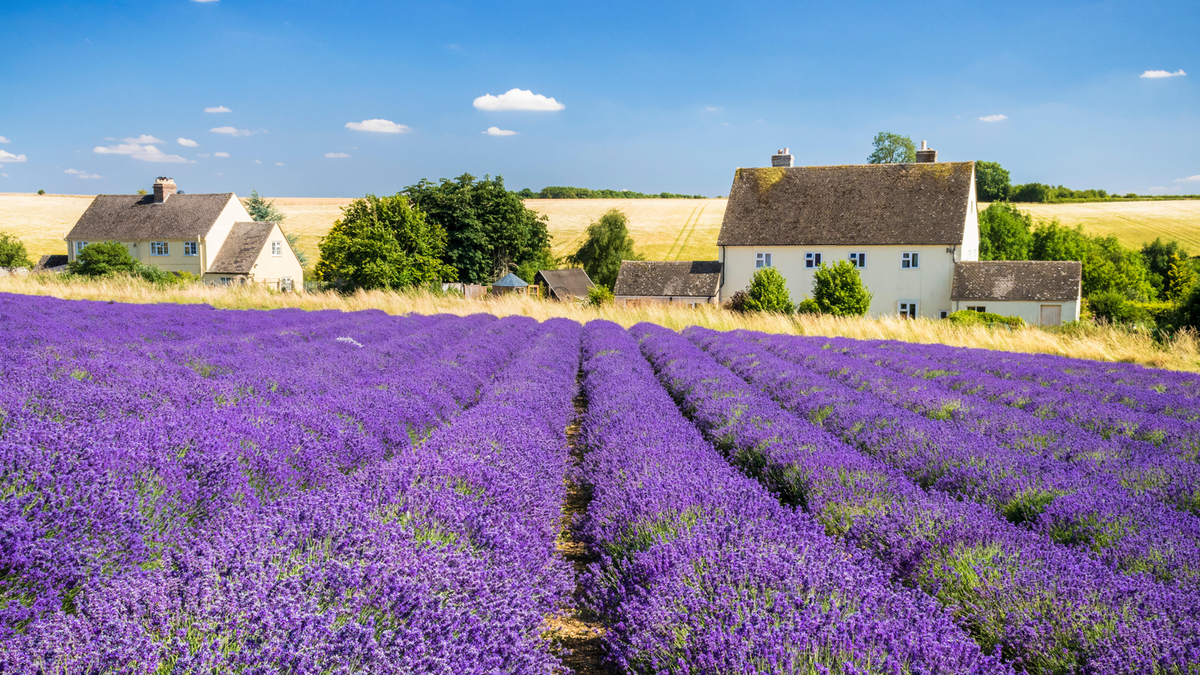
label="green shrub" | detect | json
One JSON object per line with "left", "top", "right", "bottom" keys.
{"left": 68, "top": 241, "right": 138, "bottom": 276}
{"left": 947, "top": 310, "right": 1024, "bottom": 329}
{"left": 0, "top": 232, "right": 34, "bottom": 268}
{"left": 1087, "top": 290, "right": 1156, "bottom": 326}
{"left": 812, "top": 261, "right": 872, "bottom": 316}
{"left": 585, "top": 285, "right": 614, "bottom": 307}
{"left": 743, "top": 267, "right": 794, "bottom": 314}
{"left": 796, "top": 298, "right": 820, "bottom": 314}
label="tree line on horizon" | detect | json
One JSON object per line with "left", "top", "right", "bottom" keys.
{"left": 518, "top": 186, "right": 712, "bottom": 199}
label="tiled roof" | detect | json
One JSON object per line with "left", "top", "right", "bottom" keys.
{"left": 535, "top": 268, "right": 594, "bottom": 300}
{"left": 614, "top": 261, "right": 722, "bottom": 298}
{"left": 951, "top": 260, "right": 1082, "bottom": 302}
{"left": 207, "top": 221, "right": 276, "bottom": 274}
{"left": 65, "top": 193, "right": 236, "bottom": 241}
{"left": 718, "top": 162, "right": 974, "bottom": 247}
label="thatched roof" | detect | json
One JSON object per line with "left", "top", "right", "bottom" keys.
{"left": 614, "top": 261, "right": 722, "bottom": 298}
{"left": 207, "top": 222, "right": 276, "bottom": 274}
{"left": 718, "top": 162, "right": 974, "bottom": 247}
{"left": 951, "top": 261, "right": 1082, "bottom": 302}
{"left": 65, "top": 193, "right": 236, "bottom": 241}
{"left": 535, "top": 268, "right": 594, "bottom": 300}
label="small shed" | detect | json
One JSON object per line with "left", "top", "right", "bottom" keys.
{"left": 535, "top": 268, "right": 595, "bottom": 301}
{"left": 490, "top": 272, "right": 529, "bottom": 296}
{"left": 950, "top": 260, "right": 1082, "bottom": 325}
{"left": 614, "top": 260, "right": 723, "bottom": 307}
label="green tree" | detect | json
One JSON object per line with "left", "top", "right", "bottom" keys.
{"left": 244, "top": 189, "right": 309, "bottom": 267}
{"left": 1033, "top": 221, "right": 1155, "bottom": 300}
{"left": 975, "top": 161, "right": 1012, "bottom": 202}
{"left": 867, "top": 132, "right": 916, "bottom": 164}
{"left": 743, "top": 267, "right": 794, "bottom": 314}
{"left": 1141, "top": 238, "right": 1188, "bottom": 297}
{"left": 1175, "top": 283, "right": 1200, "bottom": 330}
{"left": 404, "top": 173, "right": 552, "bottom": 284}
{"left": 811, "top": 261, "right": 873, "bottom": 316}
{"left": 1010, "top": 183, "right": 1052, "bottom": 203}
{"left": 0, "top": 232, "right": 34, "bottom": 268}
{"left": 1167, "top": 252, "right": 1196, "bottom": 302}
{"left": 978, "top": 202, "right": 1033, "bottom": 261}
{"left": 68, "top": 241, "right": 138, "bottom": 276}
{"left": 565, "top": 208, "right": 639, "bottom": 290}
{"left": 314, "top": 194, "right": 456, "bottom": 292}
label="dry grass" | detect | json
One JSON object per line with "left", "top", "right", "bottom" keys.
{"left": 4, "top": 274, "right": 1198, "bottom": 372}
{"left": 981, "top": 200, "right": 1200, "bottom": 251}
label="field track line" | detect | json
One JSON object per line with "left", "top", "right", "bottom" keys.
{"left": 664, "top": 205, "right": 701, "bottom": 261}
{"left": 673, "top": 203, "right": 709, "bottom": 260}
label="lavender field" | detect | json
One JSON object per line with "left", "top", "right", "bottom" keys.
{"left": 2, "top": 294, "right": 1199, "bottom": 674}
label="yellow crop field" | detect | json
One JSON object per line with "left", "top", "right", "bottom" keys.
{"left": 981, "top": 200, "right": 1200, "bottom": 251}
{"left": 0, "top": 193, "right": 93, "bottom": 260}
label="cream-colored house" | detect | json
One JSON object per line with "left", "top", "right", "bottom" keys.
{"left": 716, "top": 147, "right": 1080, "bottom": 324}
{"left": 65, "top": 178, "right": 303, "bottom": 290}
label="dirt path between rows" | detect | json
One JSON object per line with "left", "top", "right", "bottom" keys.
{"left": 546, "top": 387, "right": 617, "bottom": 675}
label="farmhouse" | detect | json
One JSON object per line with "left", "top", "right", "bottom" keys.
{"left": 614, "top": 260, "right": 723, "bottom": 306}
{"left": 64, "top": 177, "right": 303, "bottom": 290}
{"left": 717, "top": 146, "right": 1082, "bottom": 324}
{"left": 535, "top": 268, "right": 595, "bottom": 301}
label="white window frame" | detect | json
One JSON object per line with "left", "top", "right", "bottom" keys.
{"left": 804, "top": 252, "right": 822, "bottom": 269}
{"left": 271, "top": 241, "right": 282, "bottom": 257}
{"left": 74, "top": 241, "right": 88, "bottom": 255}
{"left": 755, "top": 252, "right": 772, "bottom": 269}
{"left": 901, "top": 252, "right": 919, "bottom": 269}
{"left": 150, "top": 241, "right": 169, "bottom": 256}
{"left": 966, "top": 305, "right": 987, "bottom": 313}
{"left": 849, "top": 252, "right": 867, "bottom": 268}
{"left": 183, "top": 241, "right": 198, "bottom": 257}
{"left": 218, "top": 277, "right": 232, "bottom": 286}
{"left": 898, "top": 301, "right": 918, "bottom": 319}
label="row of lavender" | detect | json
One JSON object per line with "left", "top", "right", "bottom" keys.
{"left": 0, "top": 295, "right": 580, "bottom": 672}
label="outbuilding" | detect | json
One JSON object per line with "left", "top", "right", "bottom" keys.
{"left": 613, "top": 260, "right": 723, "bottom": 306}
{"left": 951, "top": 260, "right": 1083, "bottom": 325}
{"left": 489, "top": 272, "right": 529, "bottom": 295}
{"left": 534, "top": 268, "right": 595, "bottom": 301}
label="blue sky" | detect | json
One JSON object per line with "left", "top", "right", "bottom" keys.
{"left": 0, "top": 0, "right": 1195, "bottom": 197}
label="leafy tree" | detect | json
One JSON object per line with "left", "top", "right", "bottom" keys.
{"left": 1032, "top": 221, "right": 1155, "bottom": 301}
{"left": 404, "top": 173, "right": 552, "bottom": 284}
{"left": 1031, "top": 221, "right": 1089, "bottom": 263}
{"left": 1010, "top": 183, "right": 1052, "bottom": 203}
{"left": 1167, "top": 252, "right": 1196, "bottom": 302}
{"left": 0, "top": 232, "right": 34, "bottom": 268}
{"left": 68, "top": 241, "right": 138, "bottom": 276}
{"left": 743, "top": 267, "right": 794, "bottom": 314}
{"left": 811, "top": 260, "right": 873, "bottom": 316}
{"left": 37, "top": 189, "right": 45, "bottom": 195}
{"left": 978, "top": 202, "right": 1033, "bottom": 261}
{"left": 565, "top": 208, "right": 639, "bottom": 290}
{"left": 314, "top": 194, "right": 456, "bottom": 292}
{"left": 585, "top": 285, "right": 614, "bottom": 307}
{"left": 867, "top": 132, "right": 916, "bottom": 164}
{"left": 516, "top": 248, "right": 558, "bottom": 284}
{"left": 1174, "top": 283, "right": 1200, "bottom": 330}
{"left": 244, "top": 189, "right": 309, "bottom": 267}
{"left": 975, "top": 161, "right": 1011, "bottom": 202}
{"left": 1141, "top": 238, "right": 1188, "bottom": 296}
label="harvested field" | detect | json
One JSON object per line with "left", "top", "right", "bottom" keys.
{"left": 0, "top": 193, "right": 93, "bottom": 259}
{"left": 982, "top": 200, "right": 1200, "bottom": 251}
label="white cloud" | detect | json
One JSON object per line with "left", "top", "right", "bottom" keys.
{"left": 177, "top": 137, "right": 199, "bottom": 147}
{"left": 254, "top": 159, "right": 262, "bottom": 164}
{"left": 276, "top": 162, "right": 284, "bottom": 166}
{"left": 325, "top": 152, "right": 350, "bottom": 158}
{"left": 979, "top": 114, "right": 1008, "bottom": 122}
{"left": 704, "top": 106, "right": 723, "bottom": 112}
{"left": 1175, "top": 175, "right": 1200, "bottom": 182}
{"left": 64, "top": 169, "right": 102, "bottom": 179}
{"left": 214, "top": 152, "right": 230, "bottom": 158}
{"left": 124, "top": 134, "right": 164, "bottom": 144}
{"left": 211, "top": 126, "right": 257, "bottom": 136}
{"left": 472, "top": 88, "right": 564, "bottom": 111}
{"left": 484, "top": 126, "right": 518, "bottom": 136}
{"left": 1141, "top": 69, "right": 1186, "bottom": 79}
{"left": 0, "top": 136, "right": 9, "bottom": 143}
{"left": 93, "top": 142, "right": 191, "bottom": 163}
{"left": 205, "top": 106, "right": 232, "bottom": 113}
{"left": 198, "top": 153, "right": 210, "bottom": 158}
{"left": 1, "top": 173, "right": 7, "bottom": 178}
{"left": 345, "top": 118, "right": 411, "bottom": 133}
{"left": 0, "top": 150, "right": 28, "bottom": 163}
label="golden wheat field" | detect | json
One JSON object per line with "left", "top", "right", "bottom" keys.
{"left": 980, "top": 200, "right": 1200, "bottom": 251}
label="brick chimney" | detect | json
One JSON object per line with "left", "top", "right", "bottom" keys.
{"left": 153, "top": 177, "right": 177, "bottom": 203}
{"left": 771, "top": 148, "right": 794, "bottom": 168}
{"left": 915, "top": 141, "right": 937, "bottom": 163}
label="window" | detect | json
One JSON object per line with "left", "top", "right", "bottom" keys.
{"left": 74, "top": 241, "right": 88, "bottom": 255}
{"left": 755, "top": 252, "right": 772, "bottom": 269}
{"left": 901, "top": 252, "right": 919, "bottom": 269}
{"left": 966, "top": 306, "right": 986, "bottom": 313}
{"left": 183, "top": 241, "right": 198, "bottom": 257}
{"left": 938, "top": 310, "right": 948, "bottom": 319}
{"left": 218, "top": 277, "right": 232, "bottom": 286}
{"left": 849, "top": 252, "right": 866, "bottom": 268}
{"left": 899, "top": 301, "right": 918, "bottom": 319}
{"left": 271, "top": 241, "right": 282, "bottom": 257}
{"left": 150, "top": 241, "right": 169, "bottom": 256}
{"left": 805, "top": 252, "right": 822, "bottom": 269}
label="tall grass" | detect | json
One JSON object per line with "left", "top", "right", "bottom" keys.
{"left": 4, "top": 273, "right": 1198, "bottom": 372}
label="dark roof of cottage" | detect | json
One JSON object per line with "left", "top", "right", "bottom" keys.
{"left": 35, "top": 255, "right": 68, "bottom": 270}
{"left": 207, "top": 221, "right": 277, "bottom": 274}
{"left": 493, "top": 272, "right": 528, "bottom": 287}
{"left": 614, "top": 261, "right": 722, "bottom": 298}
{"left": 535, "top": 268, "right": 595, "bottom": 300}
{"left": 718, "top": 162, "right": 975, "bottom": 247}
{"left": 951, "top": 261, "right": 1082, "bottom": 302}
{"left": 65, "top": 193, "right": 236, "bottom": 241}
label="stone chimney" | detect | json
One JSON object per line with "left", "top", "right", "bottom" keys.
{"left": 771, "top": 148, "right": 794, "bottom": 168}
{"left": 915, "top": 141, "right": 937, "bottom": 163}
{"left": 153, "top": 177, "right": 177, "bottom": 203}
